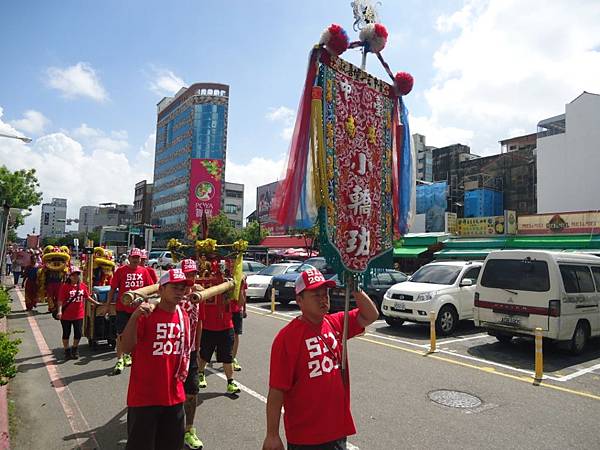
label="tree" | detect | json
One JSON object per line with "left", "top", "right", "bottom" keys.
{"left": 0, "top": 166, "right": 42, "bottom": 243}
{"left": 207, "top": 212, "right": 239, "bottom": 245}
{"left": 0, "top": 167, "right": 42, "bottom": 210}
{"left": 239, "top": 220, "right": 269, "bottom": 245}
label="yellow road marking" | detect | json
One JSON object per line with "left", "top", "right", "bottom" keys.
{"left": 249, "top": 308, "right": 600, "bottom": 402}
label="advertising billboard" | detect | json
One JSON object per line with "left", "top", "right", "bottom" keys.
{"left": 457, "top": 215, "right": 505, "bottom": 236}
{"left": 257, "top": 181, "right": 288, "bottom": 235}
{"left": 188, "top": 159, "right": 223, "bottom": 231}
{"left": 518, "top": 211, "right": 600, "bottom": 234}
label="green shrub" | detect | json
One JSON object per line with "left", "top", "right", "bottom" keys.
{"left": 0, "top": 286, "right": 10, "bottom": 318}
{"left": 0, "top": 331, "right": 21, "bottom": 385}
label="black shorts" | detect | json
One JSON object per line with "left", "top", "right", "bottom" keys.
{"left": 116, "top": 311, "right": 132, "bottom": 335}
{"left": 184, "top": 350, "right": 199, "bottom": 395}
{"left": 232, "top": 311, "right": 243, "bottom": 335}
{"left": 199, "top": 328, "right": 234, "bottom": 364}
{"left": 60, "top": 319, "right": 83, "bottom": 340}
{"left": 288, "top": 438, "right": 347, "bottom": 450}
{"left": 126, "top": 403, "right": 184, "bottom": 450}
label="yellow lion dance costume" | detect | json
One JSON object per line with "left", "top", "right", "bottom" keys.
{"left": 83, "top": 247, "right": 116, "bottom": 286}
{"left": 37, "top": 245, "right": 71, "bottom": 315}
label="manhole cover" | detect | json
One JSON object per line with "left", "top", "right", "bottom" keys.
{"left": 428, "top": 390, "right": 482, "bottom": 409}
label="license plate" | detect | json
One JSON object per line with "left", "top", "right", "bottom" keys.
{"left": 285, "top": 281, "right": 294, "bottom": 288}
{"left": 394, "top": 302, "right": 406, "bottom": 311}
{"left": 500, "top": 316, "right": 521, "bottom": 326}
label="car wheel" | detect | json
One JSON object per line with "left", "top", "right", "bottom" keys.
{"left": 385, "top": 318, "right": 404, "bottom": 328}
{"left": 263, "top": 288, "right": 272, "bottom": 302}
{"left": 152, "top": 263, "right": 158, "bottom": 269}
{"left": 494, "top": 333, "right": 513, "bottom": 344}
{"left": 279, "top": 299, "right": 290, "bottom": 306}
{"left": 569, "top": 321, "right": 589, "bottom": 355}
{"left": 436, "top": 305, "right": 458, "bottom": 336}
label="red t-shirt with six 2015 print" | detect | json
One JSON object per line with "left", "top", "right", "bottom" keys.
{"left": 58, "top": 282, "right": 90, "bottom": 321}
{"left": 110, "top": 265, "right": 154, "bottom": 314}
{"left": 269, "top": 309, "right": 364, "bottom": 446}
{"left": 127, "top": 307, "right": 189, "bottom": 407}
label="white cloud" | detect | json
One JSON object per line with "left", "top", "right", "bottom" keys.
{"left": 10, "top": 110, "right": 50, "bottom": 135}
{"left": 414, "top": 0, "right": 600, "bottom": 155}
{"left": 46, "top": 62, "right": 108, "bottom": 102}
{"left": 148, "top": 67, "right": 186, "bottom": 97}
{"left": 0, "top": 107, "right": 153, "bottom": 236}
{"left": 226, "top": 155, "right": 286, "bottom": 222}
{"left": 266, "top": 106, "right": 295, "bottom": 140}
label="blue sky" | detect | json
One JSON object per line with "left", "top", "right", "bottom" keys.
{"left": 1, "top": 0, "right": 599, "bottom": 235}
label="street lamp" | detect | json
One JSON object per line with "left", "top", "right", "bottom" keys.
{"left": 0, "top": 132, "right": 32, "bottom": 143}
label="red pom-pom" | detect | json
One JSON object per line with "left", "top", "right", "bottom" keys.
{"left": 320, "top": 23, "right": 349, "bottom": 56}
{"left": 374, "top": 23, "right": 388, "bottom": 40}
{"left": 395, "top": 72, "right": 414, "bottom": 96}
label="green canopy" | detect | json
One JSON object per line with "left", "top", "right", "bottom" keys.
{"left": 393, "top": 246, "right": 429, "bottom": 258}
{"left": 434, "top": 248, "right": 496, "bottom": 259}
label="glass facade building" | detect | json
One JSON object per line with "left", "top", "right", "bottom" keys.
{"left": 152, "top": 83, "right": 229, "bottom": 245}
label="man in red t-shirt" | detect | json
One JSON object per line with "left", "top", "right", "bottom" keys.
{"left": 197, "top": 273, "right": 241, "bottom": 395}
{"left": 262, "top": 268, "right": 379, "bottom": 450}
{"left": 57, "top": 266, "right": 99, "bottom": 360}
{"left": 121, "top": 268, "right": 191, "bottom": 450}
{"left": 141, "top": 250, "right": 159, "bottom": 284}
{"left": 179, "top": 259, "right": 205, "bottom": 449}
{"left": 108, "top": 248, "right": 155, "bottom": 375}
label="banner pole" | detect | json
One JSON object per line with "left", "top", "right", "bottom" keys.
{"left": 341, "top": 272, "right": 351, "bottom": 377}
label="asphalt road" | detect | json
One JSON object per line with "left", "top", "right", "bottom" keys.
{"left": 6, "top": 287, "right": 600, "bottom": 449}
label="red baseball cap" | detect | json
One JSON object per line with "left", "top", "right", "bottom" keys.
{"left": 180, "top": 259, "right": 198, "bottom": 273}
{"left": 159, "top": 268, "right": 187, "bottom": 286}
{"left": 295, "top": 268, "right": 336, "bottom": 294}
{"left": 129, "top": 248, "right": 142, "bottom": 257}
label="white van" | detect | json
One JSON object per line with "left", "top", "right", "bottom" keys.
{"left": 474, "top": 250, "right": 600, "bottom": 354}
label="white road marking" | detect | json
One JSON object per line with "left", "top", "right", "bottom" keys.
{"left": 555, "top": 362, "right": 600, "bottom": 381}
{"left": 205, "top": 367, "right": 360, "bottom": 449}
{"left": 435, "top": 334, "right": 491, "bottom": 345}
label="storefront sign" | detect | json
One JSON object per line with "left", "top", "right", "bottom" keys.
{"left": 445, "top": 212, "right": 458, "bottom": 234}
{"left": 457, "top": 215, "right": 505, "bottom": 236}
{"left": 518, "top": 211, "right": 600, "bottom": 234}
{"left": 187, "top": 159, "right": 223, "bottom": 231}
{"left": 505, "top": 210, "right": 517, "bottom": 235}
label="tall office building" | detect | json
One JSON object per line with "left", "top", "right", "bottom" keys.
{"left": 152, "top": 83, "right": 229, "bottom": 244}
{"left": 40, "top": 198, "right": 67, "bottom": 239}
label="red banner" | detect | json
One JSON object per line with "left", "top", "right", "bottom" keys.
{"left": 188, "top": 159, "right": 223, "bottom": 232}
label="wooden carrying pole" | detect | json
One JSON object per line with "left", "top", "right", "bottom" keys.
{"left": 121, "top": 280, "right": 235, "bottom": 306}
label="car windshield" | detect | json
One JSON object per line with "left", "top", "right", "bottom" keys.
{"left": 295, "top": 264, "right": 316, "bottom": 273}
{"left": 257, "top": 265, "right": 290, "bottom": 276}
{"left": 409, "top": 265, "right": 463, "bottom": 285}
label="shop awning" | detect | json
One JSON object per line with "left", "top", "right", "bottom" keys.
{"left": 393, "top": 246, "right": 429, "bottom": 258}
{"left": 434, "top": 248, "right": 496, "bottom": 259}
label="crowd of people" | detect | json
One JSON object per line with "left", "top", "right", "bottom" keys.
{"left": 5, "top": 244, "right": 380, "bottom": 450}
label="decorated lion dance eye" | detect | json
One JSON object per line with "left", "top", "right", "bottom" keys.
{"left": 359, "top": 22, "right": 388, "bottom": 53}
{"left": 60, "top": 246, "right": 70, "bottom": 255}
{"left": 44, "top": 245, "right": 54, "bottom": 254}
{"left": 319, "top": 23, "right": 350, "bottom": 56}
{"left": 394, "top": 71, "right": 414, "bottom": 96}
{"left": 94, "top": 247, "right": 105, "bottom": 258}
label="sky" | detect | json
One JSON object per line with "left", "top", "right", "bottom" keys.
{"left": 1, "top": 0, "right": 599, "bottom": 237}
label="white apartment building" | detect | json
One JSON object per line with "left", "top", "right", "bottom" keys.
{"left": 536, "top": 92, "right": 600, "bottom": 213}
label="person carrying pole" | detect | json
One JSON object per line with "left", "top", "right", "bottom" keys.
{"left": 122, "top": 268, "right": 191, "bottom": 450}
{"left": 262, "top": 268, "right": 378, "bottom": 450}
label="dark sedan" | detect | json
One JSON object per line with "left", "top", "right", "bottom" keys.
{"left": 329, "top": 269, "right": 408, "bottom": 312}
{"left": 271, "top": 257, "right": 336, "bottom": 305}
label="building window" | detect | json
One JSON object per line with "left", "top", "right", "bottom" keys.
{"left": 224, "top": 204, "right": 238, "bottom": 214}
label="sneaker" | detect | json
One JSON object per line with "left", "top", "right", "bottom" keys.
{"left": 232, "top": 358, "right": 242, "bottom": 372}
{"left": 113, "top": 358, "right": 125, "bottom": 375}
{"left": 198, "top": 372, "right": 207, "bottom": 389}
{"left": 63, "top": 348, "right": 71, "bottom": 360}
{"left": 71, "top": 347, "right": 79, "bottom": 360}
{"left": 226, "top": 381, "right": 241, "bottom": 394}
{"left": 123, "top": 354, "right": 132, "bottom": 367}
{"left": 184, "top": 427, "right": 203, "bottom": 449}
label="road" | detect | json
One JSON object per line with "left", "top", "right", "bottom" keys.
{"left": 6, "top": 287, "right": 600, "bottom": 449}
